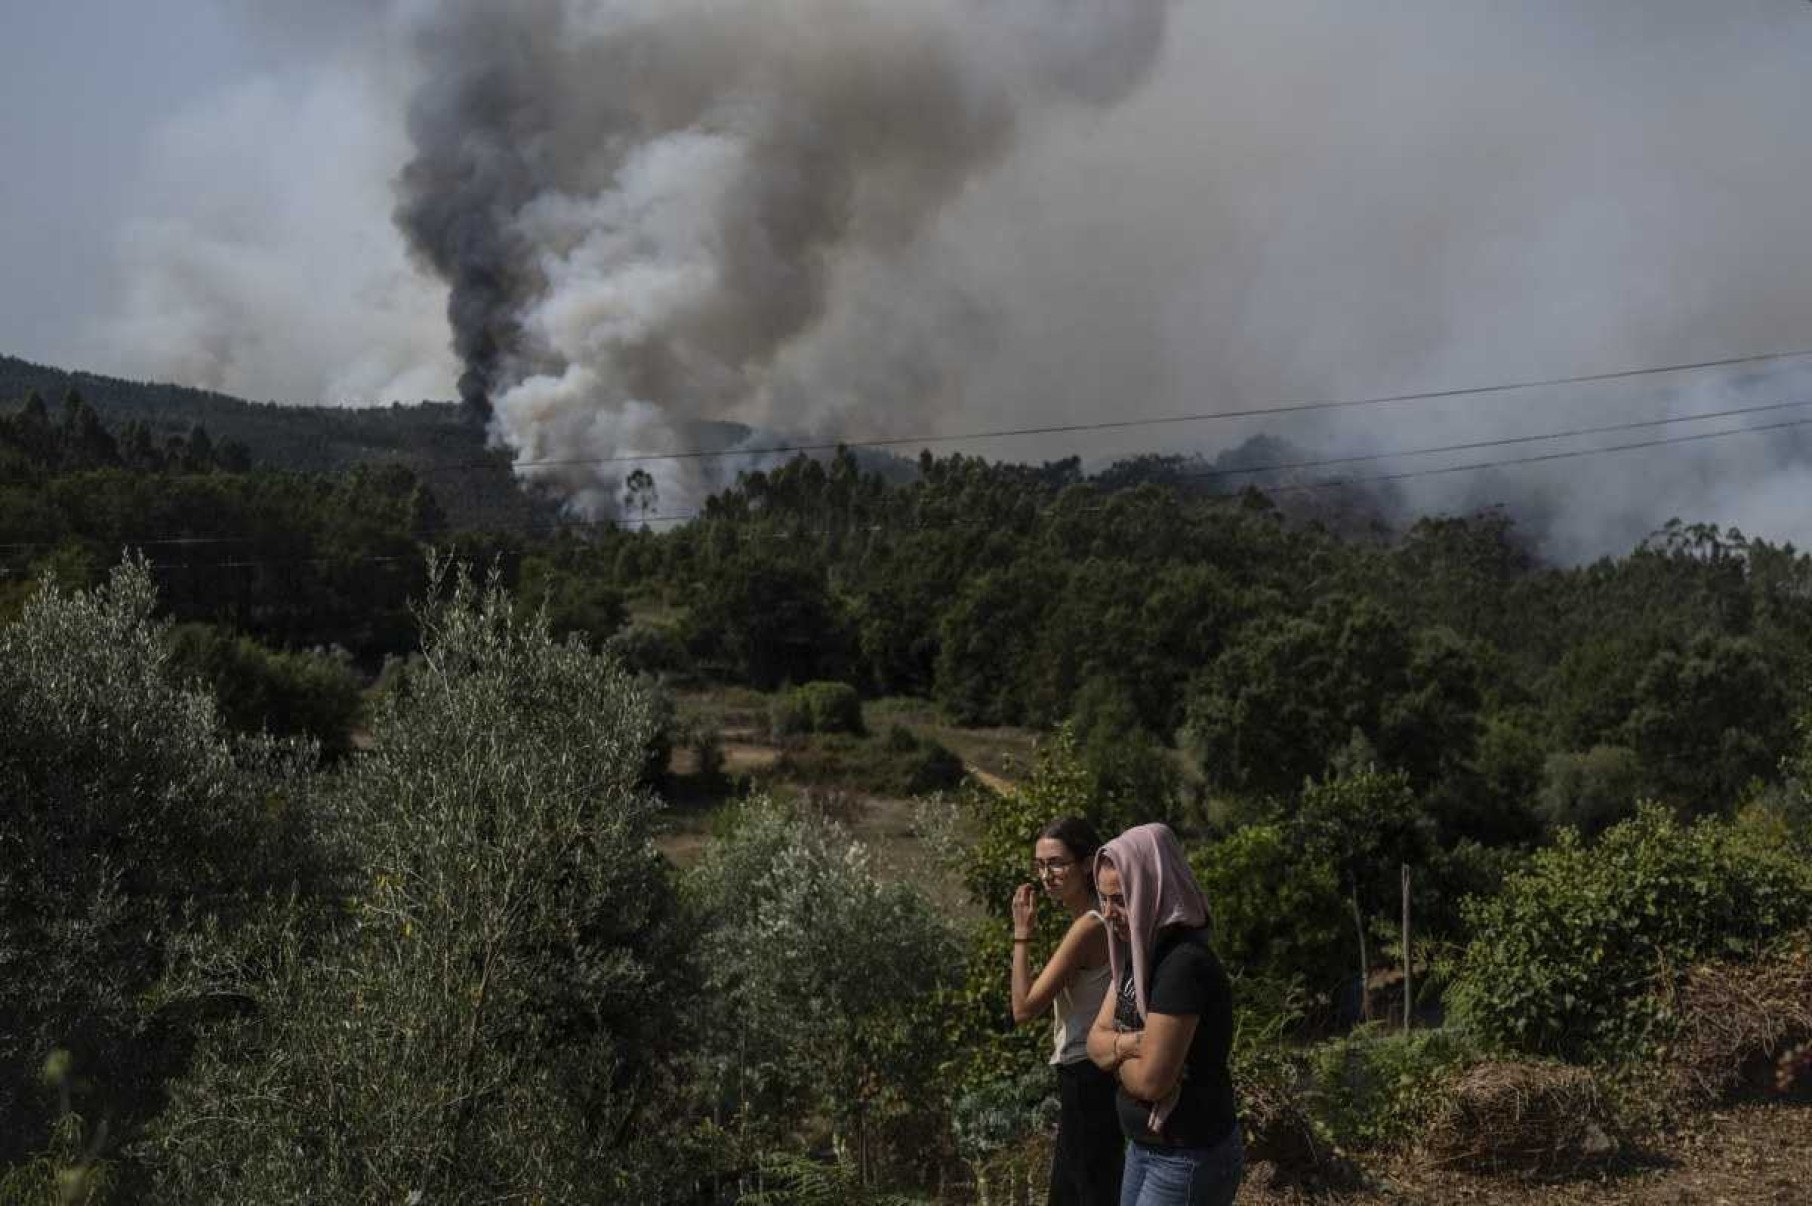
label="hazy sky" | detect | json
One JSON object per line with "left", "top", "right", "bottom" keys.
{"left": 2, "top": 2, "right": 241, "bottom": 368}
{"left": 4, "top": 2, "right": 1812, "bottom": 553}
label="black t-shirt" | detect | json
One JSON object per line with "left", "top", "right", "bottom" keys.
{"left": 1113, "top": 928, "right": 1237, "bottom": 1149}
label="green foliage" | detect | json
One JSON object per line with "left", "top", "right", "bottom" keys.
{"left": 165, "top": 623, "right": 364, "bottom": 759}
{"left": 1183, "top": 596, "right": 1484, "bottom": 809}
{"left": 517, "top": 552, "right": 627, "bottom": 644}
{"left": 1068, "top": 676, "right": 1182, "bottom": 825}
{"left": 1294, "top": 767, "right": 1434, "bottom": 922}
{"left": 773, "top": 680, "right": 866, "bottom": 737}
{"left": 1191, "top": 825, "right": 1346, "bottom": 994}
{"left": 0, "top": 560, "right": 315, "bottom": 1165}
{"left": 741, "top": 1150, "right": 929, "bottom": 1206}
{"left": 0, "top": 463, "right": 433, "bottom": 659}
{"left": 771, "top": 727, "right": 965, "bottom": 797}
{"left": 1623, "top": 634, "right": 1793, "bottom": 809}
{"left": 688, "top": 799, "right": 961, "bottom": 1175}
{"left": 956, "top": 728, "right": 1124, "bottom": 918}
{"left": 1773, "top": 709, "right": 1812, "bottom": 845}
{"left": 1449, "top": 804, "right": 1812, "bottom": 1062}
{"left": 143, "top": 560, "right": 693, "bottom": 1202}
{"left": 0, "top": 1051, "right": 115, "bottom": 1205}
{"left": 605, "top": 620, "right": 693, "bottom": 678}
{"left": 947, "top": 1067, "right": 1058, "bottom": 1165}
{"left": 1304, "top": 1027, "right": 1485, "bottom": 1150}
{"left": 1538, "top": 745, "right": 1643, "bottom": 837}
{"left": 685, "top": 554, "right": 853, "bottom": 689}
{"left": 1462, "top": 712, "right": 1545, "bottom": 845}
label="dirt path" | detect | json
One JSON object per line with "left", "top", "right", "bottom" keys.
{"left": 1243, "top": 1103, "right": 1812, "bottom": 1204}
{"left": 967, "top": 765, "right": 1016, "bottom": 795}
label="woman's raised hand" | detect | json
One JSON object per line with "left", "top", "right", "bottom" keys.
{"left": 1011, "top": 883, "right": 1036, "bottom": 939}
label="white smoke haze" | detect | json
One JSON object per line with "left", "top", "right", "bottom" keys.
{"left": 90, "top": 0, "right": 1812, "bottom": 554}
{"left": 386, "top": 0, "right": 1174, "bottom": 513}
{"left": 90, "top": 27, "right": 457, "bottom": 405}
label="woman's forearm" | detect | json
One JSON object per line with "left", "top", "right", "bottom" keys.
{"left": 1088, "top": 1025, "right": 1143, "bottom": 1072}
{"left": 1116, "top": 1050, "right": 1168, "bottom": 1102}
{"left": 1009, "top": 937, "right": 1035, "bottom": 1024}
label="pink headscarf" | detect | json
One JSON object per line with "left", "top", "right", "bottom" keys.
{"left": 1096, "top": 823, "right": 1210, "bottom": 1134}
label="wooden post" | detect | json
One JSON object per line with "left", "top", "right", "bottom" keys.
{"left": 1401, "top": 863, "right": 1413, "bottom": 1032}
{"left": 1350, "top": 885, "right": 1371, "bottom": 1022}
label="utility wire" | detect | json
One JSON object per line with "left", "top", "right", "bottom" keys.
{"left": 410, "top": 345, "right": 1812, "bottom": 474}
{"left": 4, "top": 401, "right": 1812, "bottom": 569}
{"left": 1260, "top": 412, "right": 1812, "bottom": 496}
{"left": 6, "top": 393, "right": 1809, "bottom": 551}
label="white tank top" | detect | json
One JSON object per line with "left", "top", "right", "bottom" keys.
{"left": 1050, "top": 911, "right": 1111, "bottom": 1065}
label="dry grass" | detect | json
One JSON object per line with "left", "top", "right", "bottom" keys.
{"left": 1421, "top": 1062, "right": 1617, "bottom": 1176}
{"left": 1660, "top": 934, "right": 1812, "bottom": 1109}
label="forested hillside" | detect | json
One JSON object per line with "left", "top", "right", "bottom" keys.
{"left": 0, "top": 354, "right": 538, "bottom": 529}
{"left": 3, "top": 388, "right": 1811, "bottom": 1201}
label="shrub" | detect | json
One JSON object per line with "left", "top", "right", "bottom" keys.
{"left": 1448, "top": 804, "right": 1812, "bottom": 1062}
{"left": 604, "top": 621, "right": 693, "bottom": 678}
{"left": 142, "top": 561, "right": 696, "bottom": 1203}
{"left": 1191, "top": 824, "right": 1347, "bottom": 997}
{"left": 166, "top": 623, "right": 364, "bottom": 759}
{"left": 772, "top": 680, "right": 866, "bottom": 737}
{"left": 1538, "top": 745, "right": 1643, "bottom": 837}
{"left": 688, "top": 798, "right": 961, "bottom": 1181}
{"left": 948, "top": 1067, "right": 1056, "bottom": 1206}
{"left": 898, "top": 732, "right": 966, "bottom": 796}
{"left": 771, "top": 726, "right": 964, "bottom": 797}
{"left": 1304, "top": 1026, "right": 1485, "bottom": 1151}
{"left": 741, "top": 1150, "right": 928, "bottom": 1206}
{"left": 0, "top": 560, "right": 315, "bottom": 1166}
{"left": 1069, "top": 676, "right": 1181, "bottom": 825}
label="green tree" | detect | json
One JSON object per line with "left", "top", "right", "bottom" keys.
{"left": 0, "top": 561, "right": 314, "bottom": 1167}
{"left": 1538, "top": 745, "right": 1644, "bottom": 837}
{"left": 1190, "top": 824, "right": 1346, "bottom": 995}
{"left": 1450, "top": 805, "right": 1812, "bottom": 1061}
{"left": 165, "top": 624, "right": 365, "bottom": 760}
{"left": 686, "top": 554, "right": 852, "bottom": 690}
{"left": 1622, "top": 634, "right": 1792, "bottom": 810}
{"left": 689, "top": 800, "right": 960, "bottom": 1179}
{"left": 145, "top": 562, "right": 695, "bottom": 1202}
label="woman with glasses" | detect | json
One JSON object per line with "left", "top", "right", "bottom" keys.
{"left": 1087, "top": 824, "right": 1241, "bottom": 1206}
{"left": 1010, "top": 816, "right": 1123, "bottom": 1206}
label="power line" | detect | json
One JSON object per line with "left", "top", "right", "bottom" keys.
{"left": 1169, "top": 397, "right": 1812, "bottom": 484}
{"left": 1261, "top": 412, "right": 1812, "bottom": 496}
{"left": 4, "top": 400, "right": 1812, "bottom": 565}
{"left": 12, "top": 389, "right": 1800, "bottom": 548}
{"left": 412, "top": 344, "right": 1812, "bottom": 474}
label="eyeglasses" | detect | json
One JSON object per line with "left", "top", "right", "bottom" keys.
{"left": 1032, "top": 858, "right": 1076, "bottom": 877}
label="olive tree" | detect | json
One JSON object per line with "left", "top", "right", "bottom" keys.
{"left": 689, "top": 798, "right": 961, "bottom": 1184}
{"left": 0, "top": 560, "right": 313, "bottom": 1169}
{"left": 145, "top": 562, "right": 694, "bottom": 1203}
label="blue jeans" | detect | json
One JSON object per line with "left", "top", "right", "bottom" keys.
{"left": 1119, "top": 1126, "right": 1243, "bottom": 1206}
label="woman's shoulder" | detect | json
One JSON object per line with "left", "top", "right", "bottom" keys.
{"left": 1157, "top": 928, "right": 1227, "bottom": 974}
{"left": 1062, "top": 910, "right": 1109, "bottom": 961}
{"left": 1061, "top": 910, "right": 1108, "bottom": 944}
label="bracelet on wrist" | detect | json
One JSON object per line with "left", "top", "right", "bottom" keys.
{"left": 1012, "top": 935, "right": 1032, "bottom": 943}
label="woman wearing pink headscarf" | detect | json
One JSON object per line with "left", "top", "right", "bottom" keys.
{"left": 1085, "top": 824, "right": 1241, "bottom": 1206}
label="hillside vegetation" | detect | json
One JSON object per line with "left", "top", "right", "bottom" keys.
{"left": 3, "top": 383, "right": 1812, "bottom": 1201}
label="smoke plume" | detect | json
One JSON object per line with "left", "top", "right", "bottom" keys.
{"left": 388, "top": 0, "right": 1172, "bottom": 514}
{"left": 91, "top": 1, "right": 1812, "bottom": 554}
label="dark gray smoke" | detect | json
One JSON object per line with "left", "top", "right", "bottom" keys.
{"left": 92, "top": 1, "right": 1812, "bottom": 555}
{"left": 389, "top": 0, "right": 1172, "bottom": 511}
